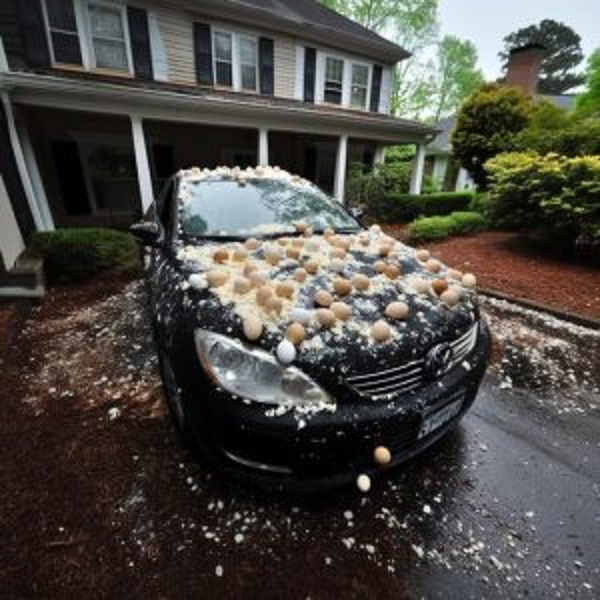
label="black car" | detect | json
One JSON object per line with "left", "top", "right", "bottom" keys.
{"left": 132, "top": 166, "right": 490, "bottom": 492}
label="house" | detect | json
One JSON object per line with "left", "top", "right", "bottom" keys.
{"left": 0, "top": 0, "right": 434, "bottom": 285}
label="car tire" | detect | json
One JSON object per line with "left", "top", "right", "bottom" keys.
{"left": 158, "top": 349, "right": 194, "bottom": 448}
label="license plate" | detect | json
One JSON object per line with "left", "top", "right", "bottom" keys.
{"left": 418, "top": 398, "right": 463, "bottom": 439}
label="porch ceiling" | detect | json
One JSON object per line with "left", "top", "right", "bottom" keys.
{"left": 0, "top": 70, "right": 434, "bottom": 145}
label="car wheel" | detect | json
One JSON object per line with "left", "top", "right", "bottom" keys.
{"left": 158, "top": 350, "right": 193, "bottom": 448}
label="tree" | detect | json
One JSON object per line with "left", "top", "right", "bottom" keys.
{"left": 575, "top": 48, "right": 600, "bottom": 118}
{"left": 432, "top": 36, "right": 484, "bottom": 122}
{"left": 451, "top": 83, "right": 533, "bottom": 189}
{"left": 499, "top": 19, "right": 584, "bottom": 94}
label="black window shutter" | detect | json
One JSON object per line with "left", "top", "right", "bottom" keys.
{"left": 370, "top": 65, "right": 382, "bottom": 112}
{"left": 304, "top": 47, "right": 316, "bottom": 103}
{"left": 194, "top": 23, "right": 213, "bottom": 85}
{"left": 259, "top": 37, "right": 274, "bottom": 95}
{"left": 16, "top": 0, "right": 50, "bottom": 67}
{"left": 127, "top": 7, "right": 153, "bottom": 80}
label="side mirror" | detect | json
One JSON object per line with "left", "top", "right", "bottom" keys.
{"left": 130, "top": 221, "right": 161, "bottom": 246}
{"left": 350, "top": 207, "right": 365, "bottom": 221}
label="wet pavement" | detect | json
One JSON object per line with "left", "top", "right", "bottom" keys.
{"left": 1, "top": 282, "right": 599, "bottom": 598}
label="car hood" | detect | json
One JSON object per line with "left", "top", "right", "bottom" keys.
{"left": 174, "top": 228, "right": 479, "bottom": 381}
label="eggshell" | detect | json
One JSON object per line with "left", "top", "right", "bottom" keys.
{"left": 384, "top": 264, "right": 401, "bottom": 280}
{"left": 304, "top": 260, "right": 319, "bottom": 274}
{"left": 412, "top": 277, "right": 430, "bottom": 294}
{"left": 370, "top": 224, "right": 381, "bottom": 234}
{"left": 425, "top": 259, "right": 442, "bottom": 273}
{"left": 356, "top": 474, "right": 371, "bottom": 492}
{"left": 371, "top": 320, "right": 391, "bottom": 342}
{"left": 314, "top": 289, "right": 333, "bottom": 307}
{"left": 233, "top": 276, "right": 252, "bottom": 294}
{"left": 286, "top": 322, "right": 306, "bottom": 345}
{"left": 330, "top": 301, "right": 352, "bottom": 321}
{"left": 276, "top": 339, "right": 296, "bottom": 364}
{"left": 359, "top": 235, "right": 370, "bottom": 246}
{"left": 276, "top": 280, "right": 295, "bottom": 299}
{"left": 243, "top": 316, "right": 263, "bottom": 341}
{"left": 374, "top": 446, "right": 391, "bottom": 465}
{"left": 440, "top": 289, "right": 460, "bottom": 307}
{"left": 243, "top": 261, "right": 258, "bottom": 277}
{"left": 213, "top": 249, "right": 229, "bottom": 264}
{"left": 374, "top": 260, "right": 387, "bottom": 274}
{"left": 316, "top": 308, "right": 336, "bottom": 328}
{"left": 462, "top": 273, "right": 477, "bottom": 288}
{"left": 265, "top": 296, "right": 283, "bottom": 316}
{"left": 291, "top": 238, "right": 304, "bottom": 248}
{"left": 249, "top": 270, "right": 268, "bottom": 288}
{"left": 289, "top": 307, "right": 311, "bottom": 325}
{"left": 207, "top": 270, "right": 228, "bottom": 288}
{"left": 333, "top": 278, "right": 352, "bottom": 296}
{"left": 256, "top": 285, "right": 274, "bottom": 306}
{"left": 352, "top": 273, "right": 370, "bottom": 291}
{"left": 323, "top": 227, "right": 335, "bottom": 238}
{"left": 277, "top": 237, "right": 289, "bottom": 246}
{"left": 265, "top": 249, "right": 282, "bottom": 266}
{"left": 431, "top": 278, "right": 449, "bottom": 295}
{"left": 293, "top": 268, "right": 308, "bottom": 282}
{"left": 416, "top": 249, "right": 430, "bottom": 262}
{"left": 385, "top": 301, "right": 409, "bottom": 320}
{"left": 329, "top": 258, "right": 346, "bottom": 273}
{"left": 294, "top": 221, "right": 308, "bottom": 233}
{"left": 304, "top": 227, "right": 313, "bottom": 237}
{"left": 232, "top": 247, "right": 248, "bottom": 262}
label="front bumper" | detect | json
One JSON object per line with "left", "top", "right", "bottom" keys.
{"left": 189, "top": 323, "right": 491, "bottom": 492}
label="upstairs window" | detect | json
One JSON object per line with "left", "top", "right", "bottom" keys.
{"left": 44, "top": 0, "right": 82, "bottom": 64}
{"left": 239, "top": 36, "right": 258, "bottom": 92}
{"left": 88, "top": 3, "right": 129, "bottom": 71}
{"left": 324, "top": 57, "right": 344, "bottom": 104}
{"left": 214, "top": 31, "right": 233, "bottom": 87}
{"left": 350, "top": 64, "right": 369, "bottom": 109}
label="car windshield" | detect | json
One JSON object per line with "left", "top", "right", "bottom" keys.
{"left": 178, "top": 178, "right": 360, "bottom": 238}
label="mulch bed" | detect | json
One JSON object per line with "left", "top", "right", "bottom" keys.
{"left": 383, "top": 229, "right": 600, "bottom": 320}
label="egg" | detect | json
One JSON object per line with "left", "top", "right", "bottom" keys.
{"left": 294, "top": 221, "right": 308, "bottom": 233}
{"left": 374, "top": 446, "right": 391, "bottom": 465}
{"left": 291, "top": 238, "right": 304, "bottom": 248}
{"left": 329, "top": 258, "right": 346, "bottom": 273}
{"left": 351, "top": 273, "right": 370, "bottom": 291}
{"left": 385, "top": 301, "right": 409, "bottom": 320}
{"left": 440, "top": 288, "right": 460, "bottom": 307}
{"left": 425, "top": 259, "right": 442, "bottom": 273}
{"left": 416, "top": 249, "right": 430, "bottom": 262}
{"left": 232, "top": 247, "right": 248, "bottom": 262}
{"left": 462, "top": 273, "right": 477, "bottom": 288}
{"left": 379, "top": 243, "right": 393, "bottom": 257}
{"left": 188, "top": 273, "right": 207, "bottom": 290}
{"left": 276, "top": 339, "right": 296, "bottom": 364}
{"left": 233, "top": 276, "right": 252, "bottom": 294}
{"left": 304, "top": 227, "right": 313, "bottom": 237}
{"left": 356, "top": 474, "right": 371, "bottom": 493}
{"left": 286, "top": 322, "right": 306, "bottom": 345}
{"left": 431, "top": 278, "right": 449, "bottom": 295}
{"left": 293, "top": 268, "right": 308, "bottom": 283}
{"left": 384, "top": 264, "right": 401, "bottom": 280}
{"left": 207, "top": 270, "right": 228, "bottom": 288}
{"left": 213, "top": 249, "right": 229, "bottom": 264}
{"left": 306, "top": 239, "right": 320, "bottom": 253}
{"left": 331, "top": 301, "right": 352, "bottom": 321}
{"left": 412, "top": 277, "right": 430, "bottom": 294}
{"left": 243, "top": 316, "right": 263, "bottom": 341}
{"left": 333, "top": 278, "right": 352, "bottom": 296}
{"left": 265, "top": 249, "right": 282, "bottom": 266}
{"left": 249, "top": 270, "right": 268, "bottom": 288}
{"left": 314, "top": 289, "right": 333, "bottom": 307}
{"left": 371, "top": 320, "right": 391, "bottom": 342}
{"left": 289, "top": 307, "right": 311, "bottom": 325}
{"left": 374, "top": 260, "right": 387, "bottom": 274}
{"left": 359, "top": 235, "right": 370, "bottom": 247}
{"left": 286, "top": 247, "right": 301, "bottom": 260}
{"left": 265, "top": 296, "right": 283, "bottom": 316}
{"left": 316, "top": 308, "right": 336, "bottom": 328}
{"left": 370, "top": 224, "right": 381, "bottom": 235}
{"left": 243, "top": 261, "right": 258, "bottom": 277}
{"left": 276, "top": 280, "right": 295, "bottom": 299}
{"left": 304, "top": 260, "right": 319, "bottom": 274}
{"left": 330, "top": 247, "right": 346, "bottom": 259}
{"left": 277, "top": 237, "right": 289, "bottom": 246}
{"left": 323, "top": 227, "right": 335, "bottom": 238}
{"left": 448, "top": 268, "right": 463, "bottom": 281}
{"left": 256, "top": 285, "right": 274, "bottom": 306}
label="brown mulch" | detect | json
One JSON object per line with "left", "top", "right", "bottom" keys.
{"left": 389, "top": 230, "right": 600, "bottom": 320}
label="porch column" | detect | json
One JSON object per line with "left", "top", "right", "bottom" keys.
{"left": 373, "top": 145, "right": 386, "bottom": 166}
{"left": 455, "top": 167, "right": 469, "bottom": 191}
{"left": 130, "top": 115, "right": 154, "bottom": 213}
{"left": 409, "top": 143, "right": 426, "bottom": 195}
{"left": 258, "top": 127, "right": 269, "bottom": 166}
{"left": 432, "top": 155, "right": 448, "bottom": 190}
{"left": 333, "top": 134, "right": 348, "bottom": 203}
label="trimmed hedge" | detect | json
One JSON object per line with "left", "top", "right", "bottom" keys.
{"left": 28, "top": 228, "right": 141, "bottom": 283}
{"left": 375, "top": 191, "right": 475, "bottom": 223}
{"left": 408, "top": 211, "right": 487, "bottom": 242}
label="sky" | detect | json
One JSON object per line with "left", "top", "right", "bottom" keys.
{"left": 437, "top": 0, "right": 600, "bottom": 80}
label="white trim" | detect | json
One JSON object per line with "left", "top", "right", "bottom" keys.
{"left": 212, "top": 27, "right": 260, "bottom": 93}
{"left": 410, "top": 143, "right": 426, "bottom": 195}
{"left": 333, "top": 134, "right": 348, "bottom": 203}
{"left": 130, "top": 115, "right": 154, "bottom": 212}
{"left": 0, "top": 175, "right": 25, "bottom": 270}
{"left": 41, "top": 0, "right": 84, "bottom": 67}
{"left": 374, "top": 145, "right": 386, "bottom": 165}
{"left": 294, "top": 44, "right": 304, "bottom": 101}
{"left": 0, "top": 36, "right": 8, "bottom": 72}
{"left": 379, "top": 66, "right": 391, "bottom": 114}
{"left": 148, "top": 12, "right": 168, "bottom": 82}
{"left": 258, "top": 127, "right": 269, "bottom": 166}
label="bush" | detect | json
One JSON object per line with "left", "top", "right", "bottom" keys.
{"left": 408, "top": 211, "right": 487, "bottom": 241}
{"left": 28, "top": 228, "right": 141, "bottom": 283}
{"left": 376, "top": 191, "right": 475, "bottom": 223}
{"left": 515, "top": 118, "right": 600, "bottom": 157}
{"left": 485, "top": 152, "right": 600, "bottom": 247}
{"left": 468, "top": 192, "right": 491, "bottom": 216}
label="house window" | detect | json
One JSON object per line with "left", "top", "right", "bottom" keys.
{"left": 88, "top": 3, "right": 129, "bottom": 71}
{"left": 44, "top": 0, "right": 82, "bottom": 64}
{"left": 214, "top": 31, "right": 233, "bottom": 87}
{"left": 239, "top": 36, "right": 258, "bottom": 92}
{"left": 324, "top": 57, "right": 344, "bottom": 104}
{"left": 351, "top": 64, "right": 369, "bottom": 109}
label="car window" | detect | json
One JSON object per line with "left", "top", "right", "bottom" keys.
{"left": 178, "top": 178, "right": 360, "bottom": 238}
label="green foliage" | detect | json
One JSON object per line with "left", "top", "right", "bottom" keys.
{"left": 485, "top": 152, "right": 600, "bottom": 247}
{"left": 408, "top": 211, "right": 486, "bottom": 241}
{"left": 468, "top": 192, "right": 491, "bottom": 216}
{"left": 499, "top": 19, "right": 585, "bottom": 93}
{"left": 451, "top": 83, "right": 534, "bottom": 189}
{"left": 28, "top": 228, "right": 141, "bottom": 283}
{"left": 575, "top": 48, "right": 600, "bottom": 118}
{"left": 372, "top": 191, "right": 474, "bottom": 223}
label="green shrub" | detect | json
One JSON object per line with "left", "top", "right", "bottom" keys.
{"left": 468, "top": 192, "right": 490, "bottom": 216}
{"left": 28, "top": 228, "right": 141, "bottom": 283}
{"left": 376, "top": 191, "right": 475, "bottom": 223}
{"left": 485, "top": 152, "right": 600, "bottom": 247}
{"left": 408, "top": 211, "right": 486, "bottom": 241}
{"left": 515, "top": 118, "right": 600, "bottom": 157}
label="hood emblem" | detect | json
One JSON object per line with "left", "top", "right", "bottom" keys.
{"left": 425, "top": 343, "right": 454, "bottom": 379}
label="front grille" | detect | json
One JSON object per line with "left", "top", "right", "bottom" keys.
{"left": 346, "top": 322, "right": 479, "bottom": 399}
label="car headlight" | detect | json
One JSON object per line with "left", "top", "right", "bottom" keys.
{"left": 194, "top": 329, "right": 334, "bottom": 408}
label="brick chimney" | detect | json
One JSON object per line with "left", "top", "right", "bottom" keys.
{"left": 505, "top": 44, "right": 546, "bottom": 95}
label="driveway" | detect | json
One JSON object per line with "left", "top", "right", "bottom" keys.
{"left": 1, "top": 279, "right": 598, "bottom": 598}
